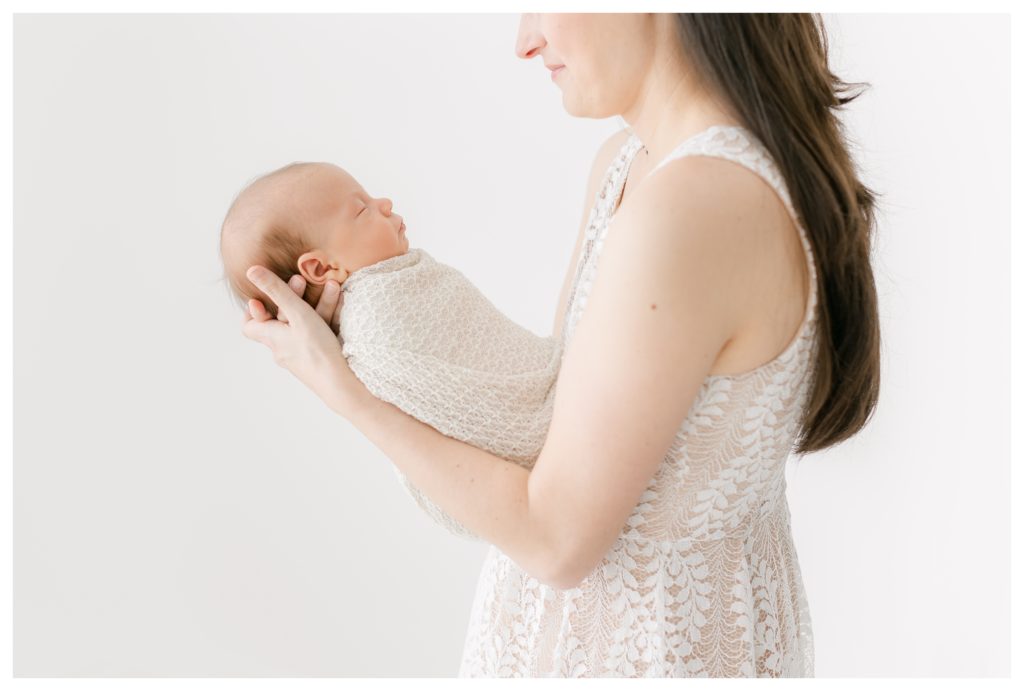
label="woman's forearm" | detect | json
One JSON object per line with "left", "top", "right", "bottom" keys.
{"left": 338, "top": 380, "right": 558, "bottom": 586}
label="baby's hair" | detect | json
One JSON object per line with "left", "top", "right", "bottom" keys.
{"left": 219, "top": 161, "right": 326, "bottom": 320}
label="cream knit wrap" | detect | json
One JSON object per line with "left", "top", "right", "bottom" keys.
{"left": 338, "top": 248, "right": 561, "bottom": 541}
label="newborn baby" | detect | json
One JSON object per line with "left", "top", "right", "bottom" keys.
{"left": 220, "top": 162, "right": 562, "bottom": 541}
{"left": 220, "top": 161, "right": 409, "bottom": 320}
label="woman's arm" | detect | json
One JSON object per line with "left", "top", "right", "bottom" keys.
{"left": 241, "top": 270, "right": 560, "bottom": 585}
{"left": 526, "top": 156, "right": 754, "bottom": 588}
{"left": 341, "top": 385, "right": 552, "bottom": 578}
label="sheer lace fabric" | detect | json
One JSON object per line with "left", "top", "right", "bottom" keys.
{"left": 457, "top": 125, "right": 818, "bottom": 677}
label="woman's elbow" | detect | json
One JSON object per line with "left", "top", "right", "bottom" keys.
{"left": 544, "top": 547, "right": 596, "bottom": 591}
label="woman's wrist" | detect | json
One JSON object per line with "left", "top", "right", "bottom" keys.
{"left": 325, "top": 361, "right": 371, "bottom": 419}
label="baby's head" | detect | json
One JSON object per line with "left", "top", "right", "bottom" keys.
{"left": 220, "top": 161, "right": 409, "bottom": 319}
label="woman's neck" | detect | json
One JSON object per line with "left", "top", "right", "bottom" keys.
{"left": 620, "top": 26, "right": 742, "bottom": 168}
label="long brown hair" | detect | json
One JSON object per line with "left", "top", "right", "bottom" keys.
{"left": 673, "top": 13, "right": 881, "bottom": 456}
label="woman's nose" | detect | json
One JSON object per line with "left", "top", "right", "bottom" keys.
{"left": 380, "top": 198, "right": 392, "bottom": 215}
{"left": 515, "top": 13, "right": 544, "bottom": 59}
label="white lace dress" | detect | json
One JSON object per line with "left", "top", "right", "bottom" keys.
{"left": 457, "top": 125, "right": 819, "bottom": 677}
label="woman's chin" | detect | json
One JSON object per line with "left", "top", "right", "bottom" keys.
{"left": 562, "top": 93, "right": 596, "bottom": 119}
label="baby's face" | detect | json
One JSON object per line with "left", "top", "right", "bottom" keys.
{"left": 292, "top": 163, "right": 409, "bottom": 286}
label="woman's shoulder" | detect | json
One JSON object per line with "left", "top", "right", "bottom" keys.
{"left": 615, "top": 146, "right": 788, "bottom": 289}
{"left": 646, "top": 143, "right": 788, "bottom": 230}
{"left": 648, "top": 126, "right": 793, "bottom": 217}
{"left": 614, "top": 143, "right": 809, "bottom": 372}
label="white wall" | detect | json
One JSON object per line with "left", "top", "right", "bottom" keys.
{"left": 13, "top": 13, "right": 1010, "bottom": 677}
{"left": 788, "top": 13, "right": 1011, "bottom": 677}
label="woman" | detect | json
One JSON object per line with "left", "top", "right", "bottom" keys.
{"left": 239, "top": 13, "right": 880, "bottom": 677}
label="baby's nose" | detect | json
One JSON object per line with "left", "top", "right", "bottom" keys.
{"left": 381, "top": 198, "right": 393, "bottom": 215}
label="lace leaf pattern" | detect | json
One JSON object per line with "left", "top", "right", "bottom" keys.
{"left": 458, "top": 125, "right": 818, "bottom": 677}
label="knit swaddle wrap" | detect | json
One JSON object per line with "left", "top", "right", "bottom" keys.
{"left": 338, "top": 248, "right": 561, "bottom": 541}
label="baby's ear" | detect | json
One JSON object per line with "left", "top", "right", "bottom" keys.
{"left": 296, "top": 251, "right": 331, "bottom": 285}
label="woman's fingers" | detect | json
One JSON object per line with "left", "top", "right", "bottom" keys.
{"left": 245, "top": 265, "right": 303, "bottom": 321}
{"left": 315, "top": 280, "right": 342, "bottom": 328}
{"left": 241, "top": 310, "right": 287, "bottom": 351}
{"left": 330, "top": 293, "right": 342, "bottom": 336}
{"left": 241, "top": 299, "right": 263, "bottom": 326}
{"left": 276, "top": 274, "right": 304, "bottom": 324}
{"left": 246, "top": 298, "right": 270, "bottom": 321}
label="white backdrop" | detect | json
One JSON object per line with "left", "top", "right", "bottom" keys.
{"left": 13, "top": 13, "right": 1010, "bottom": 677}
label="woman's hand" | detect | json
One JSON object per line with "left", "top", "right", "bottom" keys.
{"left": 240, "top": 266, "right": 367, "bottom": 417}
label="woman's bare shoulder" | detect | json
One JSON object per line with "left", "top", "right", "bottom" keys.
{"left": 624, "top": 154, "right": 810, "bottom": 376}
